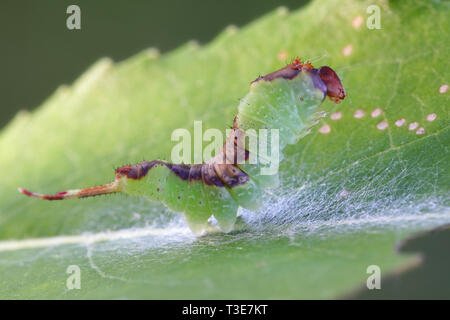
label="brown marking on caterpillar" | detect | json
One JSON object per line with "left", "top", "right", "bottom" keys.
{"left": 166, "top": 163, "right": 191, "bottom": 180}
{"left": 188, "top": 164, "right": 203, "bottom": 180}
{"left": 251, "top": 58, "right": 313, "bottom": 84}
{"left": 202, "top": 164, "right": 224, "bottom": 187}
{"left": 115, "top": 157, "right": 249, "bottom": 188}
{"left": 213, "top": 163, "right": 249, "bottom": 188}
{"left": 222, "top": 128, "right": 250, "bottom": 164}
{"left": 116, "top": 160, "right": 182, "bottom": 180}
{"left": 114, "top": 127, "right": 252, "bottom": 187}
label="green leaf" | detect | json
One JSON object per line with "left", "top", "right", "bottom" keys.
{"left": 0, "top": 0, "right": 448, "bottom": 298}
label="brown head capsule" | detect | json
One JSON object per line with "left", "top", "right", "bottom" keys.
{"left": 251, "top": 58, "right": 345, "bottom": 103}
{"left": 317, "top": 66, "right": 346, "bottom": 103}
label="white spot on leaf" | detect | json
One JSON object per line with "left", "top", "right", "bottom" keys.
{"left": 352, "top": 16, "right": 364, "bottom": 29}
{"left": 377, "top": 120, "right": 388, "bottom": 130}
{"left": 371, "top": 108, "right": 382, "bottom": 118}
{"left": 426, "top": 113, "right": 437, "bottom": 122}
{"left": 408, "top": 122, "right": 419, "bottom": 130}
{"left": 339, "top": 189, "right": 350, "bottom": 198}
{"left": 395, "top": 118, "right": 406, "bottom": 127}
{"left": 416, "top": 127, "right": 425, "bottom": 135}
{"left": 342, "top": 44, "right": 353, "bottom": 56}
{"left": 439, "top": 84, "right": 448, "bottom": 93}
{"left": 319, "top": 124, "right": 331, "bottom": 134}
{"left": 354, "top": 109, "right": 365, "bottom": 118}
{"left": 330, "top": 112, "right": 342, "bottom": 120}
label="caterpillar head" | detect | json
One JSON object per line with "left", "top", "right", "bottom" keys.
{"left": 292, "top": 59, "right": 346, "bottom": 103}
{"left": 251, "top": 58, "right": 346, "bottom": 103}
{"left": 317, "top": 66, "right": 346, "bottom": 103}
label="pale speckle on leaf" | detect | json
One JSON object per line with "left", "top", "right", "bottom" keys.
{"left": 377, "top": 120, "right": 388, "bottom": 130}
{"left": 416, "top": 127, "right": 425, "bottom": 135}
{"left": 371, "top": 108, "right": 382, "bottom": 118}
{"left": 342, "top": 44, "right": 353, "bottom": 56}
{"left": 395, "top": 118, "right": 406, "bottom": 127}
{"left": 354, "top": 109, "right": 365, "bottom": 118}
{"left": 426, "top": 113, "right": 437, "bottom": 122}
{"left": 352, "top": 16, "right": 364, "bottom": 29}
{"left": 439, "top": 84, "right": 448, "bottom": 93}
{"left": 338, "top": 189, "right": 351, "bottom": 198}
{"left": 408, "top": 122, "right": 419, "bottom": 130}
{"left": 330, "top": 112, "right": 342, "bottom": 120}
{"left": 319, "top": 124, "right": 331, "bottom": 134}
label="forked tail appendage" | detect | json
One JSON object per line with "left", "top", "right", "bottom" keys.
{"left": 18, "top": 181, "right": 120, "bottom": 200}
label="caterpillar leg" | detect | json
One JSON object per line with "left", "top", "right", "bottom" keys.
{"left": 183, "top": 166, "right": 213, "bottom": 235}
{"left": 202, "top": 164, "right": 239, "bottom": 233}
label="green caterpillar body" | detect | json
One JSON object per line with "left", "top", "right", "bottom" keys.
{"left": 19, "top": 59, "right": 346, "bottom": 235}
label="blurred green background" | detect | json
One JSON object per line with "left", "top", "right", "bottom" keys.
{"left": 0, "top": 0, "right": 307, "bottom": 129}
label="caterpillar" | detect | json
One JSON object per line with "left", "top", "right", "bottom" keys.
{"left": 19, "top": 58, "right": 345, "bottom": 234}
